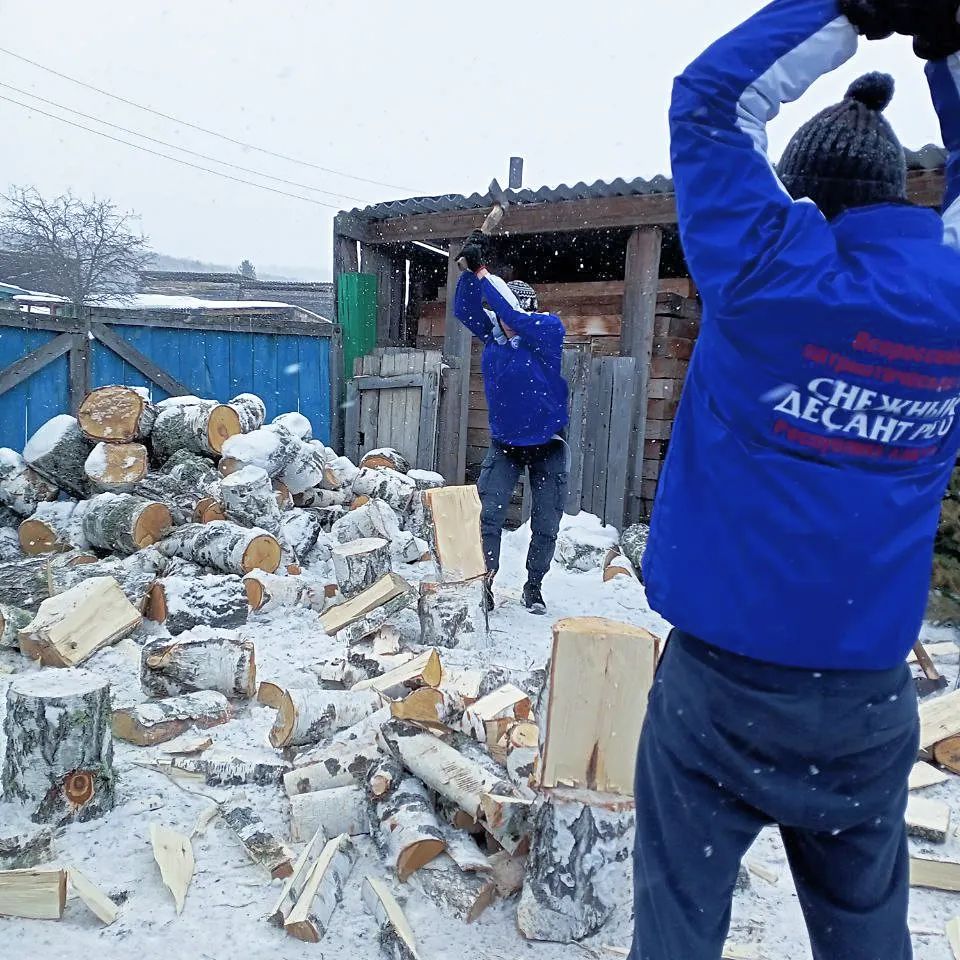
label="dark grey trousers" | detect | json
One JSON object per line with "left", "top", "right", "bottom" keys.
{"left": 477, "top": 440, "right": 568, "bottom": 586}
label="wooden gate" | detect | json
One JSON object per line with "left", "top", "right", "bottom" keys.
{"left": 343, "top": 348, "right": 442, "bottom": 471}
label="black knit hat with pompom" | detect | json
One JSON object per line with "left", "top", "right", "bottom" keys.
{"left": 778, "top": 72, "right": 907, "bottom": 220}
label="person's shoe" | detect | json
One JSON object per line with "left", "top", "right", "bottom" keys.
{"left": 482, "top": 575, "right": 496, "bottom": 613}
{"left": 522, "top": 582, "right": 546, "bottom": 615}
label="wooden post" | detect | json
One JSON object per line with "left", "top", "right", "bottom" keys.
{"left": 68, "top": 310, "right": 90, "bottom": 416}
{"left": 436, "top": 243, "right": 470, "bottom": 484}
{"left": 620, "top": 227, "right": 662, "bottom": 526}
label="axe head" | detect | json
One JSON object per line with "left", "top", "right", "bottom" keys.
{"left": 488, "top": 178, "right": 510, "bottom": 210}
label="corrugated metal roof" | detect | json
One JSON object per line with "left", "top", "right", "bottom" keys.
{"left": 350, "top": 145, "right": 948, "bottom": 223}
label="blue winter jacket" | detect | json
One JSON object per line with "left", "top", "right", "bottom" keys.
{"left": 644, "top": 0, "right": 960, "bottom": 670}
{"left": 454, "top": 271, "right": 569, "bottom": 446}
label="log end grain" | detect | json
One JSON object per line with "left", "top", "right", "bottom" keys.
{"left": 18, "top": 518, "right": 65, "bottom": 555}
{"left": 398, "top": 838, "right": 446, "bottom": 882}
{"left": 194, "top": 498, "right": 227, "bottom": 524}
{"left": 241, "top": 534, "right": 282, "bottom": 574}
{"left": 133, "top": 503, "right": 174, "bottom": 549}
{"left": 207, "top": 405, "right": 242, "bottom": 455}
{"left": 78, "top": 386, "right": 150, "bottom": 442}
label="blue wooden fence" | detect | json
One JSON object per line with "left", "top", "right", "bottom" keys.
{"left": 0, "top": 307, "right": 338, "bottom": 452}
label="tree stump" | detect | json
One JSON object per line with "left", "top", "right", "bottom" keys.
{"left": 221, "top": 465, "right": 282, "bottom": 533}
{"left": 19, "top": 500, "right": 91, "bottom": 554}
{"left": 0, "top": 448, "right": 58, "bottom": 517}
{"left": 23, "top": 415, "right": 92, "bottom": 497}
{"left": 227, "top": 393, "right": 266, "bottom": 433}
{"left": 84, "top": 442, "right": 149, "bottom": 493}
{"left": 145, "top": 574, "right": 249, "bottom": 635}
{"left": 158, "top": 520, "right": 281, "bottom": 575}
{"left": 151, "top": 399, "right": 242, "bottom": 461}
{"left": 78, "top": 386, "right": 157, "bottom": 443}
{"left": 2, "top": 669, "right": 115, "bottom": 825}
{"left": 82, "top": 493, "right": 172, "bottom": 554}
{"left": 418, "top": 581, "right": 488, "bottom": 649}
{"left": 333, "top": 537, "right": 392, "bottom": 598}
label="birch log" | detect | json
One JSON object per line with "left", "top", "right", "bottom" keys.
{"left": 219, "top": 794, "right": 294, "bottom": 879}
{"left": 360, "top": 449, "right": 410, "bottom": 474}
{"left": 290, "top": 785, "right": 371, "bottom": 841}
{"left": 145, "top": 574, "right": 249, "bottom": 635}
{"left": 244, "top": 570, "right": 309, "bottom": 612}
{"left": 0, "top": 556, "right": 59, "bottom": 612}
{"left": 112, "top": 690, "right": 232, "bottom": 745}
{"left": 333, "top": 537, "right": 391, "bottom": 597}
{"left": 323, "top": 456, "right": 359, "bottom": 491}
{"left": 284, "top": 834, "right": 357, "bottom": 943}
{"left": 221, "top": 465, "right": 281, "bottom": 533}
{"left": 331, "top": 499, "right": 401, "bottom": 545}
{"left": 228, "top": 393, "right": 266, "bottom": 433}
{"left": 352, "top": 649, "right": 443, "bottom": 699}
{"left": 220, "top": 426, "right": 325, "bottom": 494}
{"left": 319, "top": 573, "right": 415, "bottom": 637}
{"left": 270, "top": 688, "right": 381, "bottom": 748}
{"left": 158, "top": 520, "right": 281, "bottom": 574}
{"left": 362, "top": 876, "right": 422, "bottom": 960}
{"left": 296, "top": 488, "right": 352, "bottom": 509}
{"left": 0, "top": 448, "right": 58, "bottom": 516}
{"left": 0, "top": 524, "right": 19, "bottom": 560}
{"left": 517, "top": 788, "right": 634, "bottom": 942}
{"left": 0, "top": 825, "right": 54, "bottom": 870}
{"left": 46, "top": 548, "right": 163, "bottom": 611}
{"left": 23, "top": 415, "right": 92, "bottom": 496}
{"left": 132, "top": 473, "right": 208, "bottom": 526}
{"left": 352, "top": 468, "right": 417, "bottom": 513}
{"left": 2, "top": 669, "right": 114, "bottom": 824}
{"left": 151, "top": 401, "right": 242, "bottom": 460}
{"left": 140, "top": 630, "right": 256, "bottom": 699}
{"left": 272, "top": 411, "right": 312, "bottom": 441}
{"left": 416, "top": 857, "right": 497, "bottom": 924}
{"left": 0, "top": 603, "right": 32, "bottom": 648}
{"left": 78, "top": 386, "right": 157, "bottom": 442}
{"left": 84, "top": 442, "right": 149, "bottom": 493}
{"left": 82, "top": 493, "right": 172, "bottom": 554}
{"left": 278, "top": 509, "right": 325, "bottom": 562}
{"left": 19, "top": 500, "right": 90, "bottom": 554}
{"left": 418, "top": 580, "right": 488, "bottom": 649}
{"left": 159, "top": 449, "right": 220, "bottom": 489}
{"left": 162, "top": 750, "right": 288, "bottom": 787}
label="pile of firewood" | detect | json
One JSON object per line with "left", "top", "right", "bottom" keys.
{"left": 0, "top": 383, "right": 663, "bottom": 952}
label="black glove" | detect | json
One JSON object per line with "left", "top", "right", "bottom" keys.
{"left": 840, "top": 0, "right": 895, "bottom": 39}
{"left": 456, "top": 229, "right": 489, "bottom": 272}
{"left": 841, "top": 0, "right": 960, "bottom": 58}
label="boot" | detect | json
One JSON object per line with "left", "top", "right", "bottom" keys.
{"left": 482, "top": 573, "right": 496, "bottom": 613}
{"left": 522, "top": 581, "right": 546, "bottom": 615}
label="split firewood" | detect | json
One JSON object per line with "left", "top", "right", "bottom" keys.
{"left": 290, "top": 785, "right": 371, "bottom": 841}
{"left": 151, "top": 400, "right": 242, "bottom": 461}
{"left": 353, "top": 649, "right": 443, "bottom": 699}
{"left": 221, "top": 465, "right": 282, "bottom": 533}
{"left": 19, "top": 500, "right": 91, "bottom": 554}
{"left": 134, "top": 473, "right": 213, "bottom": 526}
{"left": 332, "top": 537, "right": 391, "bottom": 598}
{"left": 140, "top": 630, "right": 256, "bottom": 699}
{"left": 159, "top": 520, "right": 281, "bottom": 575}
{"left": 602, "top": 546, "right": 636, "bottom": 581}
{"left": 418, "top": 580, "right": 488, "bottom": 649}
{"left": 84, "top": 442, "right": 149, "bottom": 493}
{"left": 504, "top": 721, "right": 540, "bottom": 789}
{"left": 68, "top": 867, "right": 120, "bottom": 925}
{"left": 487, "top": 850, "right": 525, "bottom": 897}
{"left": 112, "top": 690, "right": 232, "bottom": 746}
{"left": 272, "top": 411, "right": 312, "bottom": 441}
{"left": 150, "top": 823, "right": 194, "bottom": 914}
{"left": 352, "top": 467, "right": 417, "bottom": 513}
{"left": 920, "top": 689, "right": 960, "bottom": 751}
{"left": 390, "top": 687, "right": 451, "bottom": 730}
{"left": 228, "top": 393, "right": 266, "bottom": 433}
{"left": 0, "top": 448, "right": 58, "bottom": 516}
{"left": 479, "top": 794, "right": 532, "bottom": 854}
{"left": 0, "top": 868, "right": 66, "bottom": 920}
{"left": 284, "top": 834, "right": 357, "bottom": 943}
{"left": 517, "top": 787, "right": 635, "bottom": 943}
{"left": 268, "top": 827, "right": 328, "bottom": 927}
{"left": 460, "top": 684, "right": 532, "bottom": 746}
{"left": 219, "top": 794, "right": 294, "bottom": 879}
{"left": 319, "top": 572, "right": 414, "bottom": 637}
{"left": 161, "top": 750, "right": 288, "bottom": 787}
{"left": 422, "top": 485, "right": 486, "bottom": 582}
{"left": 244, "top": 570, "right": 309, "bottom": 613}
{"left": 362, "top": 875, "right": 422, "bottom": 960}
{"left": 82, "top": 492, "right": 172, "bottom": 555}
{"left": 325, "top": 644, "right": 414, "bottom": 687}
{"left": 23, "top": 414, "right": 92, "bottom": 496}
{"left": 269, "top": 688, "right": 381, "bottom": 748}
{"left": 910, "top": 856, "right": 960, "bottom": 891}
{"left": 145, "top": 574, "right": 249, "bottom": 636}
{"left": 331, "top": 498, "right": 401, "bottom": 545}
{"left": 0, "top": 603, "right": 32, "bottom": 649}
{"left": 360, "top": 448, "right": 410, "bottom": 474}
{"left": 278, "top": 509, "right": 326, "bottom": 562}
{"left": 18, "top": 576, "right": 142, "bottom": 667}
{"left": 78, "top": 385, "right": 156, "bottom": 443}
{"left": 47, "top": 548, "right": 163, "bottom": 611}
{"left": 416, "top": 857, "right": 497, "bottom": 924}
{"left": 435, "top": 795, "right": 483, "bottom": 835}
{"left": 906, "top": 794, "right": 951, "bottom": 843}
{"left": 368, "top": 759, "right": 446, "bottom": 881}
{"left": 0, "top": 826, "right": 54, "bottom": 870}
{"left": 2, "top": 668, "right": 115, "bottom": 824}
{"left": 910, "top": 761, "right": 951, "bottom": 791}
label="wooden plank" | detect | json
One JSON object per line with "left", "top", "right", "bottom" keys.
{"left": 592, "top": 359, "right": 616, "bottom": 523}
{"left": 68, "top": 328, "right": 91, "bottom": 415}
{"left": 90, "top": 323, "right": 191, "bottom": 397}
{"left": 604, "top": 358, "right": 637, "bottom": 528}
{"left": 417, "top": 362, "right": 441, "bottom": 471}
{"left": 354, "top": 372, "right": 425, "bottom": 391}
{"left": 93, "top": 310, "right": 333, "bottom": 338}
{"left": 358, "top": 354, "right": 381, "bottom": 455}
{"left": 329, "top": 325, "right": 344, "bottom": 450}
{"left": 0, "top": 332, "right": 73, "bottom": 399}
{"left": 0, "top": 310, "right": 81, "bottom": 333}
{"left": 621, "top": 227, "right": 663, "bottom": 525}
{"left": 580, "top": 358, "right": 603, "bottom": 516}
{"left": 376, "top": 350, "right": 399, "bottom": 451}
{"left": 436, "top": 247, "right": 471, "bottom": 483}
{"left": 344, "top": 379, "right": 361, "bottom": 464}
{"left": 562, "top": 348, "right": 590, "bottom": 514}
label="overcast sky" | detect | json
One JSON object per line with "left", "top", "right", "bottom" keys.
{"left": 0, "top": 1, "right": 945, "bottom": 280}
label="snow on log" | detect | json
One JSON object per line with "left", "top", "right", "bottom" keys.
{"left": 82, "top": 493, "right": 172, "bottom": 555}
{"left": 228, "top": 394, "right": 266, "bottom": 433}
{"left": 244, "top": 570, "right": 308, "bottom": 612}
{"left": 487, "top": 850, "right": 525, "bottom": 896}
{"left": 516, "top": 788, "right": 635, "bottom": 943}
{"left": 221, "top": 465, "right": 281, "bottom": 533}
{"left": 161, "top": 750, "right": 288, "bottom": 787}
{"left": 18, "top": 576, "right": 142, "bottom": 667}
{"left": 504, "top": 721, "right": 540, "bottom": 790}
{"left": 0, "top": 603, "right": 32, "bottom": 649}
{"left": 278, "top": 508, "right": 325, "bottom": 562}
{"left": 220, "top": 426, "right": 325, "bottom": 494}
{"left": 19, "top": 500, "right": 91, "bottom": 555}
{"left": 0, "top": 555, "right": 58, "bottom": 612}
{"left": 2, "top": 668, "right": 114, "bottom": 824}
{"left": 0, "top": 448, "right": 58, "bottom": 516}
{"left": 460, "top": 684, "right": 532, "bottom": 747}
{"left": 333, "top": 537, "right": 391, "bottom": 598}
{"left": 112, "top": 690, "right": 232, "bottom": 745}
{"left": 78, "top": 385, "right": 157, "bottom": 443}
{"left": 219, "top": 794, "right": 294, "bottom": 879}
{"left": 296, "top": 487, "right": 353, "bottom": 509}
{"left": 159, "top": 449, "right": 220, "bottom": 490}
{"left": 360, "top": 448, "right": 410, "bottom": 474}
{"left": 0, "top": 524, "right": 19, "bottom": 560}
{"left": 140, "top": 629, "right": 256, "bottom": 699}
{"left": 150, "top": 823, "right": 194, "bottom": 915}
{"left": 84, "top": 442, "right": 149, "bottom": 493}
{"left": 352, "top": 468, "right": 417, "bottom": 513}
{"left": 23, "top": 415, "right": 92, "bottom": 497}
{"left": 268, "top": 827, "right": 328, "bottom": 927}
{"left": 46, "top": 548, "right": 162, "bottom": 611}
{"left": 416, "top": 857, "right": 497, "bottom": 924}
{"left": 322, "top": 456, "right": 359, "bottom": 491}
{"left": 290, "top": 785, "right": 370, "bottom": 841}
{"left": 331, "top": 498, "right": 401, "bottom": 544}
{"left": 362, "top": 875, "right": 422, "bottom": 960}
{"left": 130, "top": 472, "right": 209, "bottom": 527}
{"left": 422, "top": 485, "right": 486, "bottom": 582}
{"left": 0, "top": 825, "right": 54, "bottom": 870}
{"left": 319, "top": 572, "right": 414, "bottom": 637}
{"left": 408, "top": 469, "right": 444, "bottom": 491}
{"left": 273, "top": 411, "right": 312, "bottom": 441}
{"left": 368, "top": 759, "right": 446, "bottom": 881}
{"left": 418, "top": 580, "right": 488, "bottom": 649}
{"left": 151, "top": 401, "right": 242, "bottom": 461}
{"left": 145, "top": 573, "right": 249, "bottom": 636}
{"left": 283, "top": 834, "right": 357, "bottom": 943}
{"left": 353, "top": 649, "right": 443, "bottom": 699}
{"left": 273, "top": 478, "right": 294, "bottom": 511}
{"left": 270, "top": 688, "right": 381, "bottom": 748}
{"left": 158, "top": 520, "right": 281, "bottom": 575}
{"left": 0, "top": 868, "right": 67, "bottom": 920}
{"left": 602, "top": 546, "right": 636, "bottom": 582}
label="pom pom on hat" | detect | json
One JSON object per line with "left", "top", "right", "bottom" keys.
{"left": 846, "top": 72, "right": 895, "bottom": 112}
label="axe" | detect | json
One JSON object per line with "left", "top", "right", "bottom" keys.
{"left": 457, "top": 178, "right": 510, "bottom": 271}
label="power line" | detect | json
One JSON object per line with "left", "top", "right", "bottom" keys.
{"left": 0, "top": 92, "right": 341, "bottom": 208}
{"left": 0, "top": 45, "right": 415, "bottom": 193}
{"left": 0, "top": 79, "right": 367, "bottom": 205}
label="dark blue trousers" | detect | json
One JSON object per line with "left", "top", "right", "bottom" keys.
{"left": 630, "top": 630, "right": 919, "bottom": 960}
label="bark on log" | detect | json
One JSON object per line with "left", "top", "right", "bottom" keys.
{"left": 278, "top": 508, "right": 325, "bottom": 562}
{"left": 19, "top": 576, "right": 143, "bottom": 667}
{"left": 221, "top": 465, "right": 282, "bottom": 533}
{"left": 46, "top": 548, "right": 163, "bottom": 611}
{"left": 78, "top": 385, "right": 157, "bottom": 443}
{"left": 352, "top": 468, "right": 417, "bottom": 513}
{"left": 322, "top": 456, "right": 359, "bottom": 491}
{"left": 0, "top": 825, "right": 54, "bottom": 870}
{"left": 145, "top": 574, "right": 249, "bottom": 636}
{"left": 162, "top": 750, "right": 288, "bottom": 787}
{"left": 140, "top": 629, "right": 256, "bottom": 699}
{"left": 0, "top": 525, "right": 19, "bottom": 560}
{"left": 112, "top": 690, "right": 232, "bottom": 745}
{"left": 283, "top": 834, "right": 357, "bottom": 943}
{"left": 220, "top": 426, "right": 326, "bottom": 494}
{"left": 23, "top": 415, "right": 92, "bottom": 497}
{"left": 516, "top": 788, "right": 635, "bottom": 943}
{"left": 2, "top": 669, "right": 114, "bottom": 824}
{"left": 133, "top": 473, "right": 209, "bottom": 526}
{"left": 159, "top": 449, "right": 220, "bottom": 490}
{"left": 273, "top": 411, "right": 312, "bottom": 441}
{"left": 19, "top": 500, "right": 91, "bottom": 555}
{"left": 290, "top": 785, "right": 371, "bottom": 841}
{"left": 0, "top": 602, "right": 32, "bottom": 649}
{"left": 408, "top": 469, "right": 444, "bottom": 491}
{"left": 220, "top": 794, "right": 294, "bottom": 879}
{"left": 82, "top": 493, "right": 172, "bottom": 554}
{"left": 362, "top": 876, "right": 422, "bottom": 960}
{"left": 228, "top": 393, "right": 266, "bottom": 433}
{"left": 418, "top": 581, "right": 488, "bottom": 650}
{"left": 270, "top": 688, "right": 382, "bottom": 748}
{"left": 360, "top": 448, "right": 410, "bottom": 474}
{"left": 0, "top": 556, "right": 57, "bottom": 612}
{"left": 0, "top": 448, "right": 58, "bottom": 516}
{"left": 331, "top": 498, "right": 401, "bottom": 545}
{"left": 333, "top": 537, "right": 391, "bottom": 598}
{"left": 151, "top": 401, "right": 242, "bottom": 460}
{"left": 244, "top": 570, "right": 308, "bottom": 612}
{"left": 416, "top": 858, "right": 497, "bottom": 924}
{"left": 158, "top": 520, "right": 281, "bottom": 574}
{"left": 84, "top": 442, "right": 149, "bottom": 493}
{"left": 296, "top": 488, "right": 353, "bottom": 509}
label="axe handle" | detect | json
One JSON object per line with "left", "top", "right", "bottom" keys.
{"left": 914, "top": 640, "right": 943, "bottom": 682}
{"left": 456, "top": 203, "right": 506, "bottom": 271}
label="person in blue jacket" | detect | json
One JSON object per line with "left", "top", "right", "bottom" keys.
{"left": 453, "top": 231, "right": 569, "bottom": 614}
{"left": 633, "top": 1, "right": 960, "bottom": 958}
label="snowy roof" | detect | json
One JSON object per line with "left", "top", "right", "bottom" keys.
{"left": 98, "top": 293, "right": 295, "bottom": 311}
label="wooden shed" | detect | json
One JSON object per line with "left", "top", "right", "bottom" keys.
{"left": 333, "top": 148, "right": 947, "bottom": 526}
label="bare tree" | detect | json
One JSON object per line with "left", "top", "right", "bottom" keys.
{"left": 0, "top": 188, "right": 150, "bottom": 306}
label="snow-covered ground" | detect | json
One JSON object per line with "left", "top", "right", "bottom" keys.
{"left": 1, "top": 516, "right": 959, "bottom": 959}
